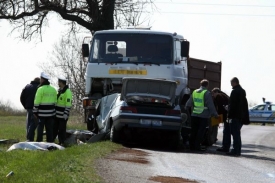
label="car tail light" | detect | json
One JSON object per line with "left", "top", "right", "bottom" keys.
{"left": 120, "top": 106, "right": 137, "bottom": 113}
{"left": 165, "top": 109, "right": 181, "bottom": 116}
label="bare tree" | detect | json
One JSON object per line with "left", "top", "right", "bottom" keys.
{"left": 0, "top": 0, "right": 155, "bottom": 40}
{"left": 114, "top": 0, "right": 154, "bottom": 29}
{"left": 39, "top": 1, "right": 153, "bottom": 115}
{"left": 0, "top": 99, "right": 25, "bottom": 116}
{"left": 39, "top": 34, "right": 87, "bottom": 114}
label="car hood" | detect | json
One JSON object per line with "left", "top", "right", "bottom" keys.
{"left": 121, "top": 78, "right": 177, "bottom": 104}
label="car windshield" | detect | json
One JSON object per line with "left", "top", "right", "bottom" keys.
{"left": 89, "top": 33, "right": 173, "bottom": 64}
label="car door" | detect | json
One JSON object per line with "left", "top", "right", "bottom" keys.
{"left": 96, "top": 93, "right": 119, "bottom": 131}
{"left": 173, "top": 40, "right": 186, "bottom": 97}
{"left": 262, "top": 104, "right": 271, "bottom": 119}
{"left": 264, "top": 104, "right": 275, "bottom": 122}
{"left": 249, "top": 104, "right": 266, "bottom": 122}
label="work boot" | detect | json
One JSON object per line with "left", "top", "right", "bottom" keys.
{"left": 216, "top": 147, "right": 229, "bottom": 153}
{"left": 226, "top": 150, "right": 241, "bottom": 157}
{"left": 193, "top": 146, "right": 206, "bottom": 152}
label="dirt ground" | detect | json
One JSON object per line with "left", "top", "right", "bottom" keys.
{"left": 149, "top": 176, "right": 198, "bottom": 183}
{"left": 95, "top": 147, "right": 199, "bottom": 183}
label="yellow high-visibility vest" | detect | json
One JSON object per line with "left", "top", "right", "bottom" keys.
{"left": 56, "top": 87, "right": 72, "bottom": 118}
{"left": 192, "top": 89, "right": 207, "bottom": 114}
{"left": 33, "top": 85, "right": 57, "bottom": 117}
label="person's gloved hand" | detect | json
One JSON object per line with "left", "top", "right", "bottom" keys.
{"left": 63, "top": 114, "right": 68, "bottom": 120}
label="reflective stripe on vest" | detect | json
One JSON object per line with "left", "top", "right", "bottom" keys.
{"left": 192, "top": 89, "right": 208, "bottom": 114}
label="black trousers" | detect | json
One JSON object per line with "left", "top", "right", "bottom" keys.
{"left": 222, "top": 121, "right": 231, "bottom": 150}
{"left": 53, "top": 117, "right": 68, "bottom": 144}
{"left": 36, "top": 117, "right": 54, "bottom": 142}
{"left": 26, "top": 109, "right": 37, "bottom": 141}
{"left": 189, "top": 116, "right": 208, "bottom": 150}
{"left": 230, "top": 118, "right": 243, "bottom": 154}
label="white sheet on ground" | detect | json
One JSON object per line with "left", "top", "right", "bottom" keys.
{"left": 7, "top": 142, "right": 65, "bottom": 151}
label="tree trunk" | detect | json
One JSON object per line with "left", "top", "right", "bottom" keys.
{"left": 92, "top": 0, "right": 115, "bottom": 32}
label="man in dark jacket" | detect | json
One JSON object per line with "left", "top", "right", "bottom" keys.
{"left": 20, "top": 77, "right": 40, "bottom": 141}
{"left": 212, "top": 88, "right": 230, "bottom": 152}
{"left": 227, "top": 77, "right": 247, "bottom": 156}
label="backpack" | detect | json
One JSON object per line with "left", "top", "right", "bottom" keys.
{"left": 242, "top": 98, "right": 250, "bottom": 125}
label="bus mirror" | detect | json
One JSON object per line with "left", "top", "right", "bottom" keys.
{"left": 82, "top": 44, "right": 90, "bottom": 57}
{"left": 181, "top": 41, "right": 190, "bottom": 57}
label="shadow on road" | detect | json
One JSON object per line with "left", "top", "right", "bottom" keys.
{"left": 122, "top": 140, "right": 275, "bottom": 163}
{"left": 243, "top": 143, "right": 275, "bottom": 151}
{"left": 206, "top": 143, "right": 275, "bottom": 162}
{"left": 240, "top": 154, "right": 275, "bottom": 162}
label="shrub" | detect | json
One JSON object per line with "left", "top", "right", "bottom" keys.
{"left": 0, "top": 100, "right": 25, "bottom": 116}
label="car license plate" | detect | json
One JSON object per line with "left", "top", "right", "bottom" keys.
{"left": 140, "top": 119, "right": 162, "bottom": 126}
{"left": 140, "top": 119, "right": 151, "bottom": 125}
{"left": 109, "top": 69, "right": 147, "bottom": 75}
{"left": 152, "top": 120, "right": 162, "bottom": 126}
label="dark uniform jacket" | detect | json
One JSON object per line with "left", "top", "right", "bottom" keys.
{"left": 20, "top": 81, "right": 40, "bottom": 109}
{"left": 228, "top": 85, "right": 249, "bottom": 124}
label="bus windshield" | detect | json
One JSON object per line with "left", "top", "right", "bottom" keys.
{"left": 89, "top": 33, "right": 173, "bottom": 64}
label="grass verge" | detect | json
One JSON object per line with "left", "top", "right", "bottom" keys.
{"left": 0, "top": 116, "right": 121, "bottom": 183}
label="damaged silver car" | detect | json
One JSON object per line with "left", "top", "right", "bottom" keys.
{"left": 90, "top": 78, "right": 184, "bottom": 147}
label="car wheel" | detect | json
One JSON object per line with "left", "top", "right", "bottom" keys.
{"left": 110, "top": 125, "right": 120, "bottom": 143}
{"left": 203, "top": 124, "right": 218, "bottom": 146}
{"left": 87, "top": 116, "right": 93, "bottom": 131}
{"left": 84, "top": 109, "right": 89, "bottom": 123}
{"left": 171, "top": 130, "right": 182, "bottom": 150}
{"left": 180, "top": 107, "right": 191, "bottom": 127}
{"left": 181, "top": 126, "right": 191, "bottom": 145}
{"left": 87, "top": 115, "right": 99, "bottom": 133}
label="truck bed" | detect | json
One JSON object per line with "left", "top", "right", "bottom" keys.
{"left": 188, "top": 57, "right": 222, "bottom": 92}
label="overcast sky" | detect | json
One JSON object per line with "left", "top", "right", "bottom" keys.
{"left": 1, "top": 0, "right": 275, "bottom": 109}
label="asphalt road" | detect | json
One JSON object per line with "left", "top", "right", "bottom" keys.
{"left": 96, "top": 125, "right": 275, "bottom": 183}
